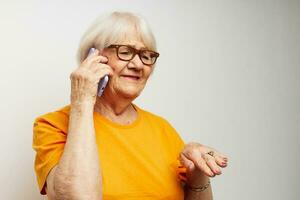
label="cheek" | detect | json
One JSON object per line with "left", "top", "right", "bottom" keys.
{"left": 103, "top": 52, "right": 123, "bottom": 72}
{"left": 108, "top": 60, "right": 127, "bottom": 74}
{"left": 144, "top": 68, "right": 154, "bottom": 79}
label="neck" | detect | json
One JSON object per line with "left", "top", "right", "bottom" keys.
{"left": 94, "top": 91, "right": 137, "bottom": 125}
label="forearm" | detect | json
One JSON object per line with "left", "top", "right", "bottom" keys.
{"left": 184, "top": 173, "right": 213, "bottom": 200}
{"left": 54, "top": 102, "right": 102, "bottom": 199}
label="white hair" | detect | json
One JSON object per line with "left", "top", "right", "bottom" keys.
{"left": 76, "top": 11, "right": 157, "bottom": 64}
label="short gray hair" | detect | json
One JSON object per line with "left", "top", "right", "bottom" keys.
{"left": 76, "top": 11, "right": 157, "bottom": 64}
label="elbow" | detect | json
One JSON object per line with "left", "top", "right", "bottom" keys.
{"left": 53, "top": 174, "right": 102, "bottom": 200}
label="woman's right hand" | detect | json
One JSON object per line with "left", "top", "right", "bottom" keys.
{"left": 69, "top": 49, "right": 113, "bottom": 106}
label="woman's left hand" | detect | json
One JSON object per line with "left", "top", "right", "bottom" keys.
{"left": 179, "top": 142, "right": 229, "bottom": 179}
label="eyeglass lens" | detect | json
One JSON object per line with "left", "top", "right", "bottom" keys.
{"left": 118, "top": 46, "right": 158, "bottom": 65}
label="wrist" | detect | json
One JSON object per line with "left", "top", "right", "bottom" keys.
{"left": 70, "top": 93, "right": 96, "bottom": 107}
{"left": 70, "top": 101, "right": 95, "bottom": 114}
{"left": 185, "top": 171, "right": 211, "bottom": 193}
{"left": 186, "top": 171, "right": 210, "bottom": 188}
{"left": 186, "top": 180, "right": 211, "bottom": 192}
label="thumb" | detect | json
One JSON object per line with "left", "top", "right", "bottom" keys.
{"left": 180, "top": 153, "right": 196, "bottom": 172}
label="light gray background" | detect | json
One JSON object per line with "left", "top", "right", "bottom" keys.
{"left": 0, "top": 0, "right": 299, "bottom": 199}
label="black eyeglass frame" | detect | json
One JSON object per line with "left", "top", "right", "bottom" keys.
{"left": 106, "top": 44, "right": 160, "bottom": 66}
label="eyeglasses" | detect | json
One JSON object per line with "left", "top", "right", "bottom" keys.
{"left": 107, "top": 44, "right": 159, "bottom": 66}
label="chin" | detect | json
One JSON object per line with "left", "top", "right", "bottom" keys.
{"left": 118, "top": 86, "right": 143, "bottom": 99}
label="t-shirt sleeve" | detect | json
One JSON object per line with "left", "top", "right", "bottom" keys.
{"left": 165, "top": 121, "right": 185, "bottom": 159}
{"left": 162, "top": 120, "right": 187, "bottom": 183}
{"left": 32, "top": 112, "right": 68, "bottom": 194}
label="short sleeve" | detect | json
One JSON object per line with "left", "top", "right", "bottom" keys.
{"left": 163, "top": 120, "right": 185, "bottom": 160}
{"left": 162, "top": 120, "right": 187, "bottom": 183}
{"left": 32, "top": 111, "right": 68, "bottom": 194}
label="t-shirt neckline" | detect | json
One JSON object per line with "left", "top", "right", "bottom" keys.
{"left": 93, "top": 104, "right": 142, "bottom": 129}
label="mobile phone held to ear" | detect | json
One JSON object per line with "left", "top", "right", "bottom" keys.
{"left": 88, "top": 48, "right": 109, "bottom": 97}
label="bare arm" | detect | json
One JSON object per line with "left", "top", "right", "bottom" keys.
{"left": 47, "top": 102, "right": 101, "bottom": 200}
{"left": 184, "top": 173, "right": 213, "bottom": 200}
{"left": 45, "top": 48, "right": 113, "bottom": 200}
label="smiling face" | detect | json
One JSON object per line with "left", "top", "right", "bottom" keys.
{"left": 101, "top": 37, "right": 155, "bottom": 100}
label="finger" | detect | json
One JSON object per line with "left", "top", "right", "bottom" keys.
{"left": 90, "top": 55, "right": 108, "bottom": 64}
{"left": 179, "top": 153, "right": 196, "bottom": 172}
{"left": 182, "top": 148, "right": 215, "bottom": 177}
{"left": 177, "top": 166, "right": 187, "bottom": 173}
{"left": 96, "top": 64, "right": 114, "bottom": 75}
{"left": 177, "top": 165, "right": 187, "bottom": 182}
{"left": 203, "top": 154, "right": 222, "bottom": 175}
{"left": 214, "top": 154, "right": 228, "bottom": 168}
{"left": 178, "top": 174, "right": 187, "bottom": 182}
{"left": 90, "top": 63, "right": 110, "bottom": 73}
{"left": 94, "top": 67, "right": 114, "bottom": 81}
{"left": 191, "top": 155, "right": 215, "bottom": 177}
{"left": 213, "top": 150, "right": 229, "bottom": 163}
{"left": 204, "top": 146, "right": 229, "bottom": 163}
{"left": 85, "top": 56, "right": 108, "bottom": 70}
{"left": 84, "top": 48, "right": 105, "bottom": 62}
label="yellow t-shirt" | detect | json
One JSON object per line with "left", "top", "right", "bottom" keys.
{"left": 33, "top": 104, "right": 185, "bottom": 199}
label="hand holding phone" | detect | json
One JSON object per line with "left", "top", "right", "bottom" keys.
{"left": 88, "top": 48, "right": 109, "bottom": 97}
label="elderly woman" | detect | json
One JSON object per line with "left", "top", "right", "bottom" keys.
{"left": 33, "top": 12, "right": 228, "bottom": 200}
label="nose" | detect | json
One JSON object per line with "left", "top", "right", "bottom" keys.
{"left": 128, "top": 54, "right": 144, "bottom": 70}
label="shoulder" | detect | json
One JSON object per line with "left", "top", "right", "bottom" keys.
{"left": 136, "top": 105, "right": 185, "bottom": 149}
{"left": 135, "top": 105, "right": 174, "bottom": 128}
{"left": 33, "top": 105, "right": 71, "bottom": 133}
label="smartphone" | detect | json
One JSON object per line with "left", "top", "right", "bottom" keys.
{"left": 88, "top": 48, "right": 109, "bottom": 97}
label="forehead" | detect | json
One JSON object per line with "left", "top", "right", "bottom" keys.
{"left": 112, "top": 29, "right": 148, "bottom": 49}
{"left": 120, "top": 41, "right": 147, "bottom": 50}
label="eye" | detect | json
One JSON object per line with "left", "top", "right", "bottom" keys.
{"left": 141, "top": 51, "right": 154, "bottom": 60}
{"left": 118, "top": 46, "right": 133, "bottom": 55}
{"left": 119, "top": 48, "right": 131, "bottom": 54}
{"left": 142, "top": 55, "right": 150, "bottom": 60}
{"left": 119, "top": 51, "right": 131, "bottom": 55}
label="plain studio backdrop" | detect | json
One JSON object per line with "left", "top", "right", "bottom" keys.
{"left": 0, "top": 0, "right": 299, "bottom": 199}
